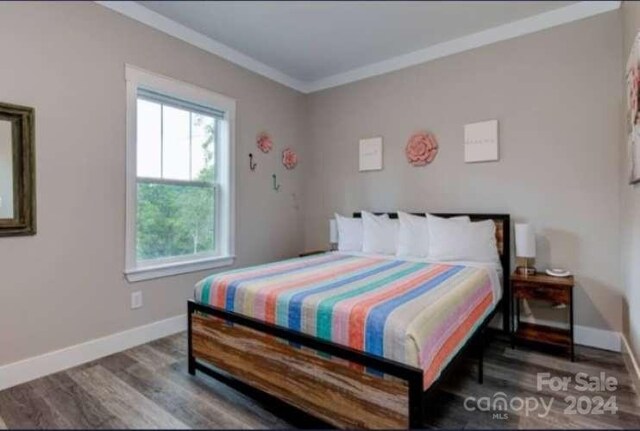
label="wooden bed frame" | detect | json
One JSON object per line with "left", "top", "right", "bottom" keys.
{"left": 188, "top": 213, "right": 510, "bottom": 429}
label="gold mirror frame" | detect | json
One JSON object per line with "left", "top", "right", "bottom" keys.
{"left": 0, "top": 102, "right": 36, "bottom": 236}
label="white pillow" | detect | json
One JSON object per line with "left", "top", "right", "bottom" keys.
{"left": 427, "top": 215, "right": 499, "bottom": 264}
{"left": 396, "top": 212, "right": 470, "bottom": 258}
{"left": 362, "top": 211, "right": 397, "bottom": 255}
{"left": 335, "top": 213, "right": 364, "bottom": 252}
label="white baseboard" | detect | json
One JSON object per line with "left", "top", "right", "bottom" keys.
{"left": 519, "top": 316, "right": 621, "bottom": 352}
{"left": 0, "top": 314, "right": 186, "bottom": 391}
{"left": 621, "top": 334, "right": 640, "bottom": 383}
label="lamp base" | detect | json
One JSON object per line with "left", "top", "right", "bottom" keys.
{"left": 516, "top": 266, "right": 536, "bottom": 276}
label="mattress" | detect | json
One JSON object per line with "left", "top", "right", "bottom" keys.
{"left": 194, "top": 252, "right": 502, "bottom": 389}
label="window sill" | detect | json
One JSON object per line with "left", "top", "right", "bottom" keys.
{"left": 125, "top": 255, "right": 235, "bottom": 283}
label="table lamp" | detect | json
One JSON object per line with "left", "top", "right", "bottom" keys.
{"left": 515, "top": 223, "right": 536, "bottom": 275}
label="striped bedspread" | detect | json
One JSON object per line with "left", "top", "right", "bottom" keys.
{"left": 195, "top": 253, "right": 499, "bottom": 389}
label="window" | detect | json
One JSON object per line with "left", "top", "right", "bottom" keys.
{"left": 125, "top": 66, "right": 235, "bottom": 282}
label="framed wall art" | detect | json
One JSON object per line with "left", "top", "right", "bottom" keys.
{"left": 626, "top": 33, "right": 640, "bottom": 184}
{"left": 629, "top": 127, "right": 640, "bottom": 185}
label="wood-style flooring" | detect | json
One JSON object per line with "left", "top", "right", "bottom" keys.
{"left": 0, "top": 333, "right": 639, "bottom": 429}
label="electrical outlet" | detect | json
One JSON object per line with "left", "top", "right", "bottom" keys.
{"left": 131, "top": 291, "right": 143, "bottom": 309}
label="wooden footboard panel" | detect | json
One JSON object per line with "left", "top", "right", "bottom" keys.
{"left": 191, "top": 312, "right": 411, "bottom": 429}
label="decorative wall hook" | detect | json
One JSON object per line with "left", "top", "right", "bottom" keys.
{"left": 249, "top": 153, "right": 257, "bottom": 171}
{"left": 272, "top": 174, "right": 281, "bottom": 191}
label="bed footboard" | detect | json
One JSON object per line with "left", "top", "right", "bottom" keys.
{"left": 188, "top": 300, "right": 424, "bottom": 429}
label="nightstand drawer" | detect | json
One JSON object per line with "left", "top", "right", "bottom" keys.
{"left": 513, "top": 282, "right": 570, "bottom": 303}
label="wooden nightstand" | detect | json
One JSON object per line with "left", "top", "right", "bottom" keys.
{"left": 299, "top": 250, "right": 328, "bottom": 257}
{"left": 511, "top": 272, "right": 575, "bottom": 361}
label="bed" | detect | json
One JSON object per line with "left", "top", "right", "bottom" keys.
{"left": 188, "top": 213, "right": 510, "bottom": 429}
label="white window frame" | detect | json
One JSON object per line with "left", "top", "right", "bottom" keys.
{"left": 125, "top": 65, "right": 236, "bottom": 282}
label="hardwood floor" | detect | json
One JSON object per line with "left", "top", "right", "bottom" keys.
{"left": 1, "top": 333, "right": 639, "bottom": 429}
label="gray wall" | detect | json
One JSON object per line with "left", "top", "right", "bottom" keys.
{"left": 0, "top": 2, "right": 630, "bottom": 369}
{"left": 303, "top": 11, "right": 623, "bottom": 333}
{"left": 0, "top": 2, "right": 306, "bottom": 366}
{"left": 621, "top": 1, "right": 640, "bottom": 363}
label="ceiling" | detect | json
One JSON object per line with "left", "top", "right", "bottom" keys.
{"left": 106, "top": 1, "right": 619, "bottom": 92}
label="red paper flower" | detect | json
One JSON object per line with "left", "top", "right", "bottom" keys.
{"left": 406, "top": 132, "right": 438, "bottom": 166}
{"left": 282, "top": 148, "right": 298, "bottom": 169}
{"left": 256, "top": 132, "right": 273, "bottom": 153}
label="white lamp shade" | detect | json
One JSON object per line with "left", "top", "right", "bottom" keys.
{"left": 515, "top": 223, "right": 536, "bottom": 258}
{"left": 329, "top": 219, "right": 338, "bottom": 244}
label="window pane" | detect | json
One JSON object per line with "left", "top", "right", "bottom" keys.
{"left": 162, "top": 106, "right": 190, "bottom": 180}
{"left": 137, "top": 181, "right": 215, "bottom": 261}
{"left": 191, "top": 114, "right": 215, "bottom": 182}
{"left": 137, "top": 99, "right": 161, "bottom": 178}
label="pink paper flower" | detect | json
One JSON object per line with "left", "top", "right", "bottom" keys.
{"left": 406, "top": 132, "right": 438, "bottom": 166}
{"left": 256, "top": 132, "right": 273, "bottom": 153}
{"left": 282, "top": 148, "right": 298, "bottom": 169}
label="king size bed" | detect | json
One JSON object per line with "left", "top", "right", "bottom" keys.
{"left": 187, "top": 213, "right": 510, "bottom": 429}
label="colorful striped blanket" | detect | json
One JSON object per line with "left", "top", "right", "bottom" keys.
{"left": 195, "top": 253, "right": 499, "bottom": 389}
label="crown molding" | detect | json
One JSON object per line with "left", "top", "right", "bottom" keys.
{"left": 96, "top": 1, "right": 620, "bottom": 94}
{"left": 306, "top": 1, "right": 621, "bottom": 92}
{"left": 95, "top": 1, "right": 308, "bottom": 93}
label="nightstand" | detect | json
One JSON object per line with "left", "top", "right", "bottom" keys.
{"left": 511, "top": 272, "right": 575, "bottom": 361}
{"left": 299, "top": 250, "right": 328, "bottom": 257}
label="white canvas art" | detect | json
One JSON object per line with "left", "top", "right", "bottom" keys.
{"left": 359, "top": 137, "right": 383, "bottom": 171}
{"left": 464, "top": 120, "right": 498, "bottom": 163}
